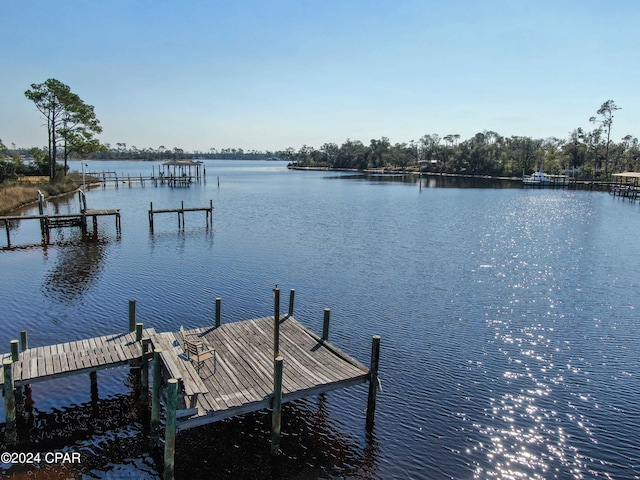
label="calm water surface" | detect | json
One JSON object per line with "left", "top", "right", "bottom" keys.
{"left": 1, "top": 160, "right": 639, "bottom": 479}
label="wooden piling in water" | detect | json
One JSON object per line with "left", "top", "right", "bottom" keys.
{"left": 151, "top": 348, "right": 162, "bottom": 445}
{"left": 322, "top": 308, "right": 330, "bottom": 341}
{"left": 136, "top": 323, "right": 144, "bottom": 342}
{"left": 3, "top": 359, "right": 16, "bottom": 445}
{"left": 141, "top": 338, "right": 151, "bottom": 412}
{"left": 20, "top": 330, "right": 28, "bottom": 351}
{"left": 4, "top": 220, "right": 10, "bottom": 248}
{"left": 215, "top": 297, "right": 221, "bottom": 328}
{"left": 10, "top": 339, "right": 19, "bottom": 362}
{"left": 366, "top": 335, "right": 381, "bottom": 428}
{"left": 38, "top": 190, "right": 45, "bottom": 236}
{"left": 129, "top": 300, "right": 136, "bottom": 332}
{"left": 164, "top": 378, "right": 178, "bottom": 480}
{"left": 288, "top": 289, "right": 295, "bottom": 316}
{"left": 271, "top": 355, "right": 284, "bottom": 455}
{"left": 273, "top": 287, "right": 280, "bottom": 358}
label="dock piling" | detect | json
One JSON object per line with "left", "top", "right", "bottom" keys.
{"left": 4, "top": 220, "right": 10, "bottom": 248}
{"left": 10, "top": 339, "right": 19, "bottom": 362}
{"left": 271, "top": 355, "right": 284, "bottom": 455}
{"left": 141, "top": 338, "right": 151, "bottom": 412}
{"left": 322, "top": 308, "right": 331, "bottom": 341}
{"left": 20, "top": 330, "right": 28, "bottom": 351}
{"left": 151, "top": 348, "right": 162, "bottom": 444}
{"left": 273, "top": 287, "right": 280, "bottom": 358}
{"left": 366, "top": 335, "right": 381, "bottom": 428}
{"left": 3, "top": 359, "right": 16, "bottom": 445}
{"left": 129, "top": 300, "right": 136, "bottom": 332}
{"left": 136, "top": 323, "right": 144, "bottom": 342}
{"left": 288, "top": 289, "right": 295, "bottom": 316}
{"left": 164, "top": 378, "right": 179, "bottom": 480}
{"left": 215, "top": 297, "right": 221, "bottom": 328}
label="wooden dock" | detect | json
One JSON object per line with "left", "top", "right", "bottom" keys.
{"left": 154, "top": 315, "right": 370, "bottom": 431}
{"left": 149, "top": 200, "right": 214, "bottom": 231}
{"left": 0, "top": 292, "right": 379, "bottom": 479}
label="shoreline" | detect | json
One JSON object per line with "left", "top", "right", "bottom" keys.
{"left": 286, "top": 165, "right": 616, "bottom": 189}
{"left": 0, "top": 175, "right": 97, "bottom": 215}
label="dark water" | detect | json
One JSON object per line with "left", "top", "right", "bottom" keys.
{"left": 1, "top": 160, "right": 639, "bottom": 479}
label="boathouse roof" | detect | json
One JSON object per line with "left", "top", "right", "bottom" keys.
{"left": 612, "top": 172, "right": 640, "bottom": 178}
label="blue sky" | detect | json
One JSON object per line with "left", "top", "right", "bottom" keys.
{"left": 2, "top": 0, "right": 639, "bottom": 152}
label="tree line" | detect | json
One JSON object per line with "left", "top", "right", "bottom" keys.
{"left": 287, "top": 101, "right": 636, "bottom": 179}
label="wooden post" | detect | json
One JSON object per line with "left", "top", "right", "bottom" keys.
{"left": 3, "top": 359, "right": 16, "bottom": 445}
{"left": 141, "top": 338, "right": 151, "bottom": 413}
{"left": 149, "top": 202, "right": 154, "bottom": 231}
{"left": 322, "top": 308, "right": 330, "bottom": 341}
{"left": 164, "top": 378, "right": 178, "bottom": 480}
{"left": 136, "top": 323, "right": 143, "bottom": 342}
{"left": 273, "top": 287, "right": 280, "bottom": 358}
{"left": 38, "top": 190, "right": 45, "bottom": 236}
{"left": 20, "top": 330, "right": 28, "bottom": 351}
{"left": 151, "top": 348, "right": 162, "bottom": 445}
{"left": 4, "top": 220, "right": 9, "bottom": 248}
{"left": 288, "top": 289, "right": 295, "bottom": 317}
{"left": 215, "top": 297, "right": 221, "bottom": 328}
{"left": 129, "top": 300, "right": 136, "bottom": 332}
{"left": 271, "top": 355, "right": 284, "bottom": 455}
{"left": 10, "top": 339, "right": 19, "bottom": 362}
{"left": 366, "top": 335, "right": 381, "bottom": 428}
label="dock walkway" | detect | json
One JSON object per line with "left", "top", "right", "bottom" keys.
{"left": 0, "top": 329, "right": 154, "bottom": 386}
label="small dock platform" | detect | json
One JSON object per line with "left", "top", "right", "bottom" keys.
{"left": 157, "top": 315, "right": 370, "bottom": 431}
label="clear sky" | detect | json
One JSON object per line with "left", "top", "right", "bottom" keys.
{"left": 2, "top": 0, "right": 639, "bottom": 153}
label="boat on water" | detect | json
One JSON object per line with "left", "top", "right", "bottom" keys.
{"left": 523, "top": 171, "right": 569, "bottom": 186}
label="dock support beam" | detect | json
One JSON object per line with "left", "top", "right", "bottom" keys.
{"left": 288, "top": 289, "right": 295, "bottom": 317}
{"left": 322, "top": 308, "right": 330, "bottom": 341}
{"left": 366, "top": 335, "right": 381, "bottom": 429}
{"left": 3, "top": 359, "right": 16, "bottom": 446}
{"left": 164, "top": 378, "right": 178, "bottom": 480}
{"left": 271, "top": 355, "right": 284, "bottom": 455}
{"left": 129, "top": 300, "right": 136, "bottom": 332}
{"left": 273, "top": 287, "right": 280, "bottom": 358}
{"left": 215, "top": 297, "right": 221, "bottom": 328}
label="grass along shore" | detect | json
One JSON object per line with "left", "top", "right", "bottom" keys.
{"left": 0, "top": 174, "right": 86, "bottom": 215}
